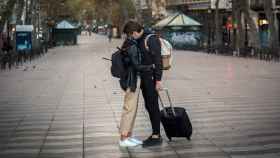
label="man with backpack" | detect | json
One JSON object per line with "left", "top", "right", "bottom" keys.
{"left": 123, "top": 21, "right": 163, "bottom": 147}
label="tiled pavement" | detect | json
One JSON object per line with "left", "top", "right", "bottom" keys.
{"left": 0, "top": 34, "right": 280, "bottom": 158}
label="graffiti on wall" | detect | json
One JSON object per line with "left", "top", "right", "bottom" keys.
{"left": 164, "top": 31, "right": 202, "bottom": 49}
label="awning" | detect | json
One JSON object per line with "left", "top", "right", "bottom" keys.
{"left": 16, "top": 25, "right": 34, "bottom": 32}
{"left": 154, "top": 13, "right": 202, "bottom": 29}
{"left": 56, "top": 20, "right": 77, "bottom": 29}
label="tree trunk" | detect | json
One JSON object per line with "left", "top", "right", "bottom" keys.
{"left": 237, "top": 10, "right": 244, "bottom": 52}
{"left": 135, "top": 0, "right": 143, "bottom": 22}
{"left": 232, "top": 0, "right": 239, "bottom": 51}
{"left": 0, "top": 0, "right": 17, "bottom": 32}
{"left": 119, "top": 0, "right": 129, "bottom": 38}
{"left": 232, "top": 0, "right": 260, "bottom": 55}
{"left": 232, "top": 0, "right": 245, "bottom": 51}
{"left": 25, "top": 0, "right": 32, "bottom": 24}
{"left": 145, "top": 0, "right": 151, "bottom": 9}
{"left": 15, "top": 0, "right": 25, "bottom": 24}
{"left": 242, "top": 0, "right": 261, "bottom": 49}
{"left": 152, "top": 0, "right": 167, "bottom": 20}
{"left": 214, "top": 0, "right": 222, "bottom": 47}
{"left": 264, "top": 0, "right": 278, "bottom": 50}
{"left": 243, "top": 9, "right": 260, "bottom": 49}
{"left": 240, "top": 11, "right": 247, "bottom": 49}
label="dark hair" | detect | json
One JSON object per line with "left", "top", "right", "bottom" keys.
{"left": 121, "top": 38, "right": 131, "bottom": 50}
{"left": 123, "top": 21, "right": 143, "bottom": 35}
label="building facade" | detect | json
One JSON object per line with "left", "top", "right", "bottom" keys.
{"left": 133, "top": 0, "right": 167, "bottom": 25}
{"left": 250, "top": 0, "right": 280, "bottom": 47}
{"left": 166, "top": 0, "right": 231, "bottom": 10}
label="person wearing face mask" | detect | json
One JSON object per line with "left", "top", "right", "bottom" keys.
{"left": 123, "top": 21, "right": 163, "bottom": 147}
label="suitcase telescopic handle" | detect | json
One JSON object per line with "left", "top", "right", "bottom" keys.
{"left": 158, "top": 88, "right": 176, "bottom": 116}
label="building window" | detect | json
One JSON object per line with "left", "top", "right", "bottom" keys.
{"left": 276, "top": 0, "right": 280, "bottom": 6}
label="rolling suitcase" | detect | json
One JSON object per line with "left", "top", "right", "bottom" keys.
{"left": 158, "top": 89, "right": 192, "bottom": 141}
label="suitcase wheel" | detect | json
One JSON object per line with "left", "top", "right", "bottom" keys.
{"left": 186, "top": 137, "right": 191, "bottom": 141}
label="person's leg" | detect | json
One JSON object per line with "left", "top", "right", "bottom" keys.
{"left": 141, "top": 75, "right": 162, "bottom": 147}
{"left": 119, "top": 80, "right": 142, "bottom": 147}
{"left": 141, "top": 76, "right": 161, "bottom": 135}
{"left": 119, "top": 89, "right": 138, "bottom": 138}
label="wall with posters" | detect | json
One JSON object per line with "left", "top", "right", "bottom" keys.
{"left": 161, "top": 26, "right": 203, "bottom": 50}
{"left": 16, "top": 32, "right": 32, "bottom": 51}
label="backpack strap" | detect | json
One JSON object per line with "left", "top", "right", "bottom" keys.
{"left": 144, "top": 34, "right": 156, "bottom": 51}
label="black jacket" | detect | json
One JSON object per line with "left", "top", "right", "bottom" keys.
{"left": 137, "top": 32, "right": 163, "bottom": 81}
{"left": 119, "top": 38, "right": 150, "bottom": 92}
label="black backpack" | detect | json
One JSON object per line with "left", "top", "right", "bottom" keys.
{"left": 110, "top": 49, "right": 128, "bottom": 78}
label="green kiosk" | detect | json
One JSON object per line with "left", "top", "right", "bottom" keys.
{"left": 53, "top": 20, "right": 78, "bottom": 46}
{"left": 154, "top": 13, "right": 203, "bottom": 50}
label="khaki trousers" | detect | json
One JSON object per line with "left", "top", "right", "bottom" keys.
{"left": 119, "top": 79, "right": 140, "bottom": 135}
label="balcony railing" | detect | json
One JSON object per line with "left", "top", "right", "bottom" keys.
{"left": 166, "top": 0, "right": 184, "bottom": 6}
{"left": 251, "top": 0, "right": 280, "bottom": 10}
{"left": 276, "top": 0, "right": 280, "bottom": 7}
{"left": 166, "top": 0, "right": 210, "bottom": 6}
{"left": 250, "top": 0, "right": 264, "bottom": 10}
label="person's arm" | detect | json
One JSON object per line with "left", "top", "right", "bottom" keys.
{"left": 122, "top": 38, "right": 140, "bottom": 69}
{"left": 127, "top": 44, "right": 139, "bottom": 66}
{"left": 127, "top": 44, "right": 153, "bottom": 72}
{"left": 147, "top": 36, "right": 163, "bottom": 81}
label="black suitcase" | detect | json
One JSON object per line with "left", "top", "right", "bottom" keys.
{"left": 158, "top": 89, "right": 192, "bottom": 141}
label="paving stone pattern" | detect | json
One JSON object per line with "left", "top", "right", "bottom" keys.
{"left": 0, "top": 35, "right": 280, "bottom": 158}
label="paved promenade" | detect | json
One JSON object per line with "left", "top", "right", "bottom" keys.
{"left": 0, "top": 34, "right": 280, "bottom": 158}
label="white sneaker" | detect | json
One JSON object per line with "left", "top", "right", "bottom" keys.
{"left": 119, "top": 138, "right": 138, "bottom": 147}
{"left": 129, "top": 137, "right": 143, "bottom": 145}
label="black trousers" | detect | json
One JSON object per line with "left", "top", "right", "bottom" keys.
{"left": 141, "top": 72, "right": 161, "bottom": 135}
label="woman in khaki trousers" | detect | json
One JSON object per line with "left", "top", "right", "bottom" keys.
{"left": 119, "top": 77, "right": 142, "bottom": 147}
{"left": 118, "top": 37, "right": 143, "bottom": 147}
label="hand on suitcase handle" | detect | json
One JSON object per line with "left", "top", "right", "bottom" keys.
{"left": 156, "top": 81, "right": 163, "bottom": 91}
{"left": 157, "top": 88, "right": 176, "bottom": 116}
{"left": 162, "top": 87, "right": 168, "bottom": 91}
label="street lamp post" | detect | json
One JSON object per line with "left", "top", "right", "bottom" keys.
{"left": 25, "top": 0, "right": 29, "bottom": 24}
{"left": 245, "top": 19, "right": 248, "bottom": 47}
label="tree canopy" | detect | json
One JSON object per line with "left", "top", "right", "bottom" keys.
{"left": 47, "top": 0, "right": 136, "bottom": 26}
